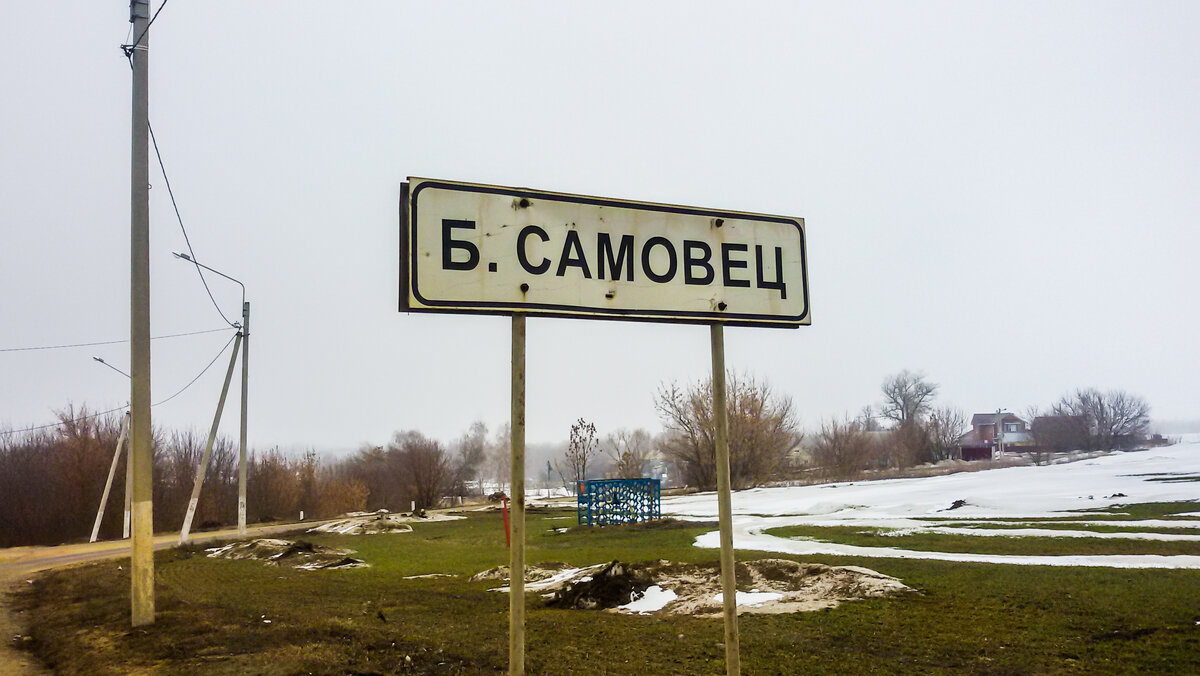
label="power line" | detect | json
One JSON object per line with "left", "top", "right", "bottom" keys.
{"left": 2, "top": 406, "right": 127, "bottom": 436}
{"left": 120, "top": 3, "right": 240, "bottom": 331}
{"left": 152, "top": 332, "right": 238, "bottom": 407}
{"left": 2, "top": 332, "right": 239, "bottom": 436}
{"left": 121, "top": 0, "right": 170, "bottom": 59}
{"left": 147, "top": 121, "right": 239, "bottom": 329}
{"left": 0, "top": 327, "right": 232, "bottom": 353}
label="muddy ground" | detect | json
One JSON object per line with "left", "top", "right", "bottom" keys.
{"left": 476, "top": 558, "right": 913, "bottom": 616}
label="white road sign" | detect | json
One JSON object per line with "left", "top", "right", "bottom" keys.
{"left": 400, "top": 178, "right": 809, "bottom": 327}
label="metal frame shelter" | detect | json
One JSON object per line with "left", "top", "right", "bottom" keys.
{"left": 576, "top": 478, "right": 661, "bottom": 526}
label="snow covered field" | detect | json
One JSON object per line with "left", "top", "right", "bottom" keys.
{"left": 662, "top": 442, "right": 1200, "bottom": 569}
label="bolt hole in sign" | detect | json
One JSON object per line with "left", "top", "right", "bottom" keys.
{"left": 400, "top": 178, "right": 808, "bottom": 328}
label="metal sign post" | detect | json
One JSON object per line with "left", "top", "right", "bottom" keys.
{"left": 399, "top": 178, "right": 808, "bottom": 675}
{"left": 509, "top": 313, "right": 527, "bottom": 675}
{"left": 710, "top": 324, "right": 740, "bottom": 674}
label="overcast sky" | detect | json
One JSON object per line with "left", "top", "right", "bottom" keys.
{"left": 2, "top": 1, "right": 1197, "bottom": 453}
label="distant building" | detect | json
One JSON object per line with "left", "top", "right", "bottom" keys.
{"left": 959, "top": 412, "right": 1032, "bottom": 461}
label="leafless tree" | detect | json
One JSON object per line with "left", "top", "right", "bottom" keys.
{"left": 490, "top": 423, "right": 511, "bottom": 494}
{"left": 809, "top": 416, "right": 876, "bottom": 480}
{"left": 395, "top": 432, "right": 452, "bottom": 510}
{"left": 925, "top": 407, "right": 967, "bottom": 462}
{"left": 1023, "top": 406, "right": 1055, "bottom": 465}
{"left": 453, "top": 421, "right": 488, "bottom": 496}
{"left": 316, "top": 458, "right": 368, "bottom": 517}
{"left": 555, "top": 418, "right": 600, "bottom": 493}
{"left": 879, "top": 370, "right": 938, "bottom": 426}
{"left": 857, "top": 405, "right": 882, "bottom": 432}
{"left": 350, "top": 444, "right": 404, "bottom": 511}
{"left": 247, "top": 447, "right": 302, "bottom": 522}
{"left": 0, "top": 406, "right": 127, "bottom": 546}
{"left": 656, "top": 373, "right": 800, "bottom": 490}
{"left": 297, "top": 449, "right": 320, "bottom": 518}
{"left": 1053, "top": 388, "right": 1151, "bottom": 451}
{"left": 885, "top": 421, "right": 931, "bottom": 468}
{"left": 604, "top": 428, "right": 654, "bottom": 479}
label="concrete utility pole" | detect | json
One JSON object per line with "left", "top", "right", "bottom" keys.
{"left": 128, "top": 0, "right": 155, "bottom": 627}
{"left": 91, "top": 412, "right": 130, "bottom": 543}
{"left": 710, "top": 324, "right": 741, "bottom": 675}
{"left": 238, "top": 301, "right": 250, "bottom": 534}
{"left": 180, "top": 333, "right": 243, "bottom": 543}
{"left": 170, "top": 252, "right": 249, "bottom": 532}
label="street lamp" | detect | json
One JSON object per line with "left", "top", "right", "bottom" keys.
{"left": 172, "top": 252, "right": 245, "bottom": 322}
{"left": 93, "top": 356, "right": 132, "bottom": 380}
{"left": 172, "top": 252, "right": 251, "bottom": 534}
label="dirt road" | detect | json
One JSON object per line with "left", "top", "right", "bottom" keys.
{"left": 0, "top": 521, "right": 319, "bottom": 674}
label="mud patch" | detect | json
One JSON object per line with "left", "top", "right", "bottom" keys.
{"left": 479, "top": 558, "right": 911, "bottom": 615}
{"left": 205, "top": 539, "right": 367, "bottom": 570}
{"left": 546, "top": 561, "right": 653, "bottom": 610}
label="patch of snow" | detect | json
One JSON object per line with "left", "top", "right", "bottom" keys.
{"left": 713, "top": 591, "right": 784, "bottom": 607}
{"left": 491, "top": 563, "right": 610, "bottom": 593}
{"left": 881, "top": 526, "right": 1200, "bottom": 542}
{"left": 619, "top": 585, "right": 677, "bottom": 614}
{"left": 665, "top": 442, "right": 1200, "bottom": 569}
{"left": 204, "top": 543, "right": 236, "bottom": 557}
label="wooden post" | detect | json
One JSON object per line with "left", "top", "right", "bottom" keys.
{"left": 509, "top": 313, "right": 527, "bottom": 675}
{"left": 711, "top": 323, "right": 741, "bottom": 675}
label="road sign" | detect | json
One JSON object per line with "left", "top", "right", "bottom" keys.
{"left": 400, "top": 178, "right": 809, "bottom": 327}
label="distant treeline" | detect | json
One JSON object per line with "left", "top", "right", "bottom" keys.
{"left": 0, "top": 407, "right": 477, "bottom": 548}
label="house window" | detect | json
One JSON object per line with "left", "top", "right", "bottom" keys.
{"left": 1004, "top": 423, "right": 1020, "bottom": 432}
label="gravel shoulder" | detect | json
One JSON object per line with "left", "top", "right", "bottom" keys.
{"left": 0, "top": 520, "right": 319, "bottom": 674}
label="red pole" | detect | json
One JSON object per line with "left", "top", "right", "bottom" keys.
{"left": 501, "top": 494, "right": 511, "bottom": 548}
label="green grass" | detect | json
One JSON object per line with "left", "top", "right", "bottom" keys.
{"left": 909, "top": 501, "right": 1200, "bottom": 524}
{"left": 951, "top": 522, "right": 1200, "bottom": 535}
{"left": 11, "top": 507, "right": 1200, "bottom": 675}
{"left": 1082, "top": 502, "right": 1200, "bottom": 519}
{"left": 763, "top": 524, "right": 1200, "bottom": 557}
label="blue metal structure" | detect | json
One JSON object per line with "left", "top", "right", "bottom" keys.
{"left": 577, "top": 478, "right": 661, "bottom": 526}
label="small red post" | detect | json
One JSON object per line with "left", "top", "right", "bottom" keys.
{"left": 501, "top": 494, "right": 511, "bottom": 548}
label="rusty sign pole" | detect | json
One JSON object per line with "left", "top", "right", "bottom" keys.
{"left": 509, "top": 313, "right": 527, "bottom": 676}
{"left": 710, "top": 323, "right": 741, "bottom": 675}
